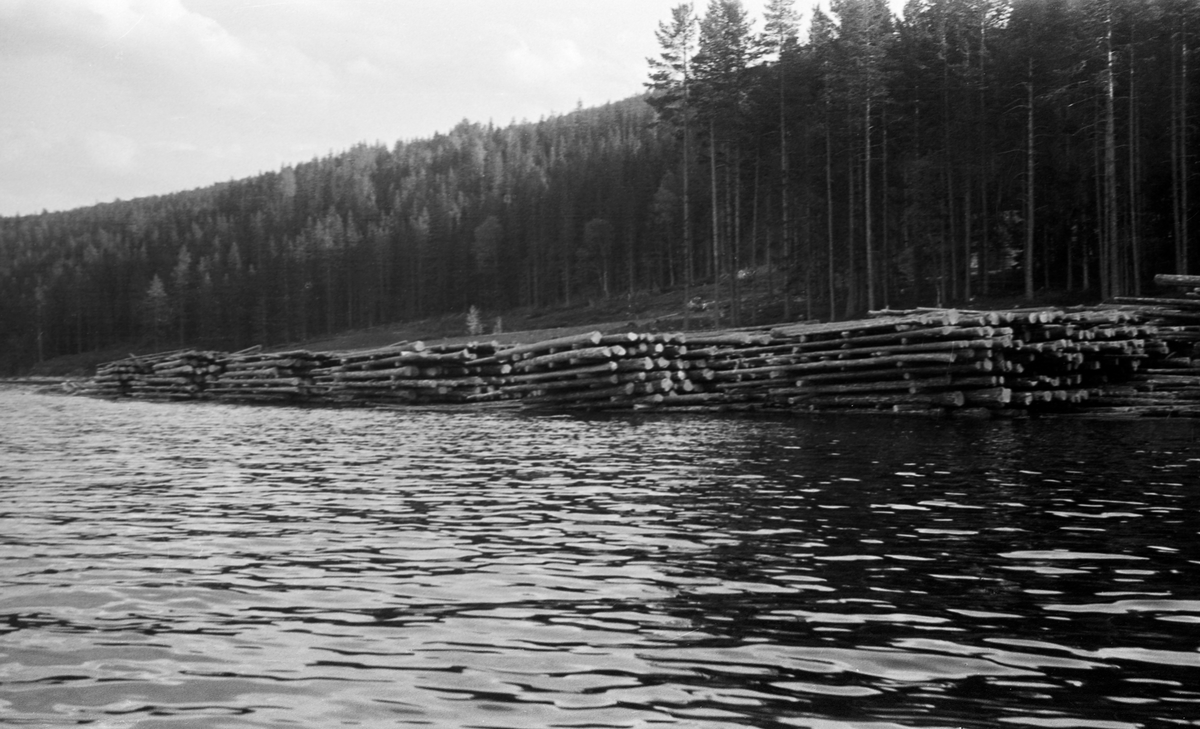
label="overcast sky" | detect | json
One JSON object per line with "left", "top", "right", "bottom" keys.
{"left": 3, "top": 0, "right": 818, "bottom": 217}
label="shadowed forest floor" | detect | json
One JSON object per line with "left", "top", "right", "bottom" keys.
{"left": 25, "top": 278, "right": 1097, "bottom": 378}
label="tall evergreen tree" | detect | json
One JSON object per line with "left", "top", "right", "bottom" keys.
{"left": 695, "top": 0, "right": 761, "bottom": 324}
{"left": 762, "top": 0, "right": 802, "bottom": 317}
{"left": 647, "top": 4, "right": 700, "bottom": 321}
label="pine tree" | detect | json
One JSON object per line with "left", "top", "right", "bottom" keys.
{"left": 695, "top": 0, "right": 761, "bottom": 325}
{"left": 647, "top": 3, "right": 700, "bottom": 320}
{"left": 762, "top": 0, "right": 802, "bottom": 317}
{"left": 465, "top": 304, "right": 483, "bottom": 336}
{"left": 143, "top": 274, "right": 171, "bottom": 346}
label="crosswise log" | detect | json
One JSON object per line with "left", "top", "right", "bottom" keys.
{"left": 215, "top": 367, "right": 285, "bottom": 379}
{"left": 327, "top": 366, "right": 423, "bottom": 380}
{"left": 787, "top": 338, "right": 1003, "bottom": 362}
{"left": 510, "top": 345, "right": 618, "bottom": 370}
{"left": 504, "top": 361, "right": 619, "bottom": 383}
{"left": 502, "top": 331, "right": 602, "bottom": 360}
{"left": 339, "top": 342, "right": 426, "bottom": 361}
{"left": 498, "top": 374, "right": 620, "bottom": 394}
{"left": 658, "top": 391, "right": 753, "bottom": 407}
{"left": 771, "top": 310, "right": 961, "bottom": 339}
{"left": 962, "top": 387, "right": 1012, "bottom": 405}
{"left": 680, "top": 331, "right": 772, "bottom": 346}
{"left": 334, "top": 352, "right": 433, "bottom": 370}
{"left": 779, "top": 352, "right": 966, "bottom": 374}
{"left": 796, "top": 326, "right": 1006, "bottom": 352}
{"left": 599, "top": 332, "right": 642, "bottom": 346}
{"left": 1154, "top": 274, "right": 1200, "bottom": 288}
{"left": 784, "top": 359, "right": 993, "bottom": 386}
{"left": 523, "top": 382, "right": 636, "bottom": 405}
{"left": 777, "top": 375, "right": 955, "bottom": 397}
{"left": 389, "top": 377, "right": 494, "bottom": 389}
{"left": 1112, "top": 296, "right": 1200, "bottom": 310}
{"left": 224, "top": 358, "right": 310, "bottom": 371}
{"left": 208, "top": 379, "right": 305, "bottom": 391}
{"left": 791, "top": 391, "right": 966, "bottom": 408}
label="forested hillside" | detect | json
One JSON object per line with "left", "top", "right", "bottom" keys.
{"left": 1, "top": 0, "right": 1197, "bottom": 374}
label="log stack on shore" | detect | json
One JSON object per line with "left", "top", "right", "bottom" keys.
{"left": 1084, "top": 273, "right": 1200, "bottom": 416}
{"left": 76, "top": 355, "right": 144, "bottom": 398}
{"left": 745, "top": 307, "right": 1150, "bottom": 415}
{"left": 206, "top": 348, "right": 331, "bottom": 402}
{"left": 76, "top": 282, "right": 1200, "bottom": 418}
{"left": 764, "top": 310, "right": 1008, "bottom": 415}
{"left": 310, "top": 340, "right": 507, "bottom": 405}
{"left": 468, "top": 330, "right": 742, "bottom": 410}
{"left": 78, "top": 348, "right": 222, "bottom": 400}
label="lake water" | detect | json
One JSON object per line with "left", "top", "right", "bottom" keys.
{"left": 2, "top": 386, "right": 1199, "bottom": 729}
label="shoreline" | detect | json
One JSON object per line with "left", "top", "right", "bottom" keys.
{"left": 62, "top": 302, "right": 1200, "bottom": 419}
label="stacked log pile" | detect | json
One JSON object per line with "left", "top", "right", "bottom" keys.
{"left": 82, "top": 349, "right": 222, "bottom": 400}
{"left": 1086, "top": 274, "right": 1200, "bottom": 416}
{"left": 760, "top": 310, "right": 1014, "bottom": 415}
{"left": 78, "top": 356, "right": 145, "bottom": 398}
{"left": 658, "top": 331, "right": 770, "bottom": 410}
{"left": 207, "top": 348, "right": 331, "bottom": 402}
{"left": 73, "top": 287, "right": 1200, "bottom": 417}
{"left": 458, "top": 330, "right": 812, "bottom": 411}
{"left": 686, "top": 307, "right": 1160, "bottom": 416}
{"left": 467, "top": 331, "right": 672, "bottom": 409}
{"left": 1110, "top": 274, "right": 1200, "bottom": 330}
{"left": 310, "top": 341, "right": 508, "bottom": 405}
{"left": 978, "top": 308, "right": 1153, "bottom": 412}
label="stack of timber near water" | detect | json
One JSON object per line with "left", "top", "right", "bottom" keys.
{"left": 999, "top": 308, "right": 1153, "bottom": 411}
{"left": 77, "top": 355, "right": 144, "bottom": 398}
{"left": 74, "top": 279, "right": 1200, "bottom": 417}
{"left": 469, "top": 330, "right": 760, "bottom": 410}
{"left": 77, "top": 348, "right": 223, "bottom": 400}
{"left": 1087, "top": 273, "right": 1200, "bottom": 416}
{"left": 310, "top": 340, "right": 508, "bottom": 405}
{"left": 763, "top": 309, "right": 1008, "bottom": 414}
{"left": 746, "top": 307, "right": 1143, "bottom": 415}
{"left": 206, "top": 347, "right": 331, "bottom": 402}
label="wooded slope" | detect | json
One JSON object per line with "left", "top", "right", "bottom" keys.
{"left": 1, "top": 0, "right": 1197, "bottom": 374}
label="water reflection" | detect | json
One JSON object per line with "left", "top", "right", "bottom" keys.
{"left": 1, "top": 388, "right": 1199, "bottom": 728}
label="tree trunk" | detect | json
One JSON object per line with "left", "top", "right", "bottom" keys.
{"left": 1129, "top": 40, "right": 1142, "bottom": 295}
{"left": 780, "top": 58, "right": 792, "bottom": 320}
{"left": 826, "top": 102, "right": 837, "bottom": 321}
{"left": 1172, "top": 20, "right": 1188, "bottom": 274}
{"left": 844, "top": 153, "right": 857, "bottom": 319}
{"left": 865, "top": 95, "right": 876, "bottom": 312}
{"left": 1096, "top": 98, "right": 1109, "bottom": 299}
{"left": 1105, "top": 8, "right": 1120, "bottom": 297}
{"left": 942, "top": 39, "right": 955, "bottom": 303}
{"left": 804, "top": 131, "right": 814, "bottom": 321}
{"left": 881, "top": 105, "right": 890, "bottom": 307}
{"left": 710, "top": 118, "right": 721, "bottom": 327}
{"left": 683, "top": 73, "right": 694, "bottom": 330}
{"left": 731, "top": 141, "right": 742, "bottom": 326}
{"left": 1024, "top": 59, "right": 1035, "bottom": 301}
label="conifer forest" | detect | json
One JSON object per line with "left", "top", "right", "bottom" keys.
{"left": 1, "top": 0, "right": 1198, "bottom": 374}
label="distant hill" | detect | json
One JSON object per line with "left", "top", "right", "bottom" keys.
{"left": 1, "top": 97, "right": 677, "bottom": 373}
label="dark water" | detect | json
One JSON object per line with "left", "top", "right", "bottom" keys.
{"left": 2, "top": 387, "right": 1200, "bottom": 729}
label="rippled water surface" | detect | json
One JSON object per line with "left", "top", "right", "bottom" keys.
{"left": 2, "top": 387, "right": 1200, "bottom": 728}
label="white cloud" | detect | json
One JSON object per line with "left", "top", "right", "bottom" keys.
{"left": 0, "top": 0, "right": 245, "bottom": 69}
{"left": 505, "top": 38, "right": 585, "bottom": 87}
{"left": 84, "top": 130, "right": 138, "bottom": 172}
{"left": 2, "top": 0, "right": 788, "bottom": 215}
{"left": 345, "top": 56, "right": 383, "bottom": 80}
{"left": 0, "top": 126, "right": 51, "bottom": 166}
